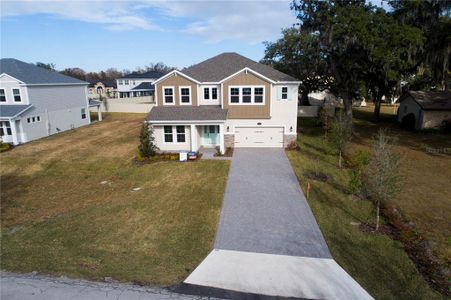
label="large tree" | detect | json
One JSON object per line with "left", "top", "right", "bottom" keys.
{"left": 262, "top": 28, "right": 329, "bottom": 105}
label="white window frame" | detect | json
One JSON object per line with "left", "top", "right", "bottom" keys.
{"left": 228, "top": 86, "right": 265, "bottom": 105}
{"left": 179, "top": 86, "right": 192, "bottom": 105}
{"left": 162, "top": 86, "right": 175, "bottom": 105}
{"left": 118, "top": 80, "right": 123, "bottom": 85}
{"left": 81, "top": 108, "right": 87, "bottom": 119}
{"left": 12, "top": 88, "right": 21, "bottom": 102}
{"left": 124, "top": 80, "right": 129, "bottom": 85}
{"left": 202, "top": 86, "right": 219, "bottom": 101}
{"left": 162, "top": 125, "right": 187, "bottom": 144}
{"left": 281, "top": 86, "right": 288, "bottom": 100}
{"left": 0, "top": 89, "right": 6, "bottom": 102}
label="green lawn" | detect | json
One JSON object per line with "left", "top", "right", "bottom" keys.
{"left": 0, "top": 113, "right": 230, "bottom": 285}
{"left": 287, "top": 112, "right": 444, "bottom": 299}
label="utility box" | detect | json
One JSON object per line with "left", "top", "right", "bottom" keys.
{"left": 179, "top": 151, "right": 188, "bottom": 162}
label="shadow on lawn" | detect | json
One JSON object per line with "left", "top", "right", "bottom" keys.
{"left": 0, "top": 174, "right": 32, "bottom": 220}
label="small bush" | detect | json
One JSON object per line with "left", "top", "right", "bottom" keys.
{"left": 347, "top": 150, "right": 371, "bottom": 195}
{"left": 286, "top": 140, "right": 300, "bottom": 151}
{"left": 0, "top": 142, "right": 11, "bottom": 153}
{"left": 440, "top": 119, "right": 451, "bottom": 133}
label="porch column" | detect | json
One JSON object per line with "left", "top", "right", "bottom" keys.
{"left": 219, "top": 124, "right": 225, "bottom": 154}
{"left": 10, "top": 120, "right": 19, "bottom": 145}
{"left": 190, "top": 124, "right": 197, "bottom": 152}
{"left": 97, "top": 106, "right": 103, "bottom": 121}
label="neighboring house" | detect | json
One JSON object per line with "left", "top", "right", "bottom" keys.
{"left": 0, "top": 58, "right": 92, "bottom": 145}
{"left": 146, "top": 52, "right": 300, "bottom": 154}
{"left": 88, "top": 81, "right": 117, "bottom": 99}
{"left": 397, "top": 90, "right": 451, "bottom": 130}
{"left": 117, "top": 71, "right": 166, "bottom": 99}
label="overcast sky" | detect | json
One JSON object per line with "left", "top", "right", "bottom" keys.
{"left": 1, "top": 0, "right": 300, "bottom": 72}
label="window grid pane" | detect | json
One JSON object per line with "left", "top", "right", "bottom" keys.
{"left": 242, "top": 87, "right": 251, "bottom": 103}
{"left": 212, "top": 88, "right": 218, "bottom": 99}
{"left": 204, "top": 88, "right": 210, "bottom": 100}
{"left": 0, "top": 89, "right": 5, "bottom": 102}
{"left": 230, "top": 88, "right": 240, "bottom": 103}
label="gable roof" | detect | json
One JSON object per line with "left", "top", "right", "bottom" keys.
{"left": 121, "top": 71, "right": 166, "bottom": 79}
{"left": 402, "top": 91, "right": 451, "bottom": 111}
{"left": 0, "top": 58, "right": 87, "bottom": 85}
{"left": 147, "top": 106, "right": 228, "bottom": 122}
{"left": 181, "top": 52, "right": 298, "bottom": 83}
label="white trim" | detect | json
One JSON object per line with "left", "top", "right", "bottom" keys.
{"left": 201, "top": 86, "right": 219, "bottom": 102}
{"left": 228, "top": 85, "right": 265, "bottom": 105}
{"left": 162, "top": 86, "right": 175, "bottom": 105}
{"left": 11, "top": 88, "right": 22, "bottom": 103}
{"left": 162, "top": 125, "right": 188, "bottom": 144}
{"left": 153, "top": 70, "right": 201, "bottom": 85}
{"left": 148, "top": 120, "right": 225, "bottom": 125}
{"left": 24, "top": 83, "right": 88, "bottom": 86}
{"left": 275, "top": 81, "right": 302, "bottom": 84}
{"left": 219, "top": 67, "right": 276, "bottom": 84}
{"left": 0, "top": 73, "right": 25, "bottom": 84}
{"left": 8, "top": 105, "right": 34, "bottom": 120}
{"left": 179, "top": 86, "right": 192, "bottom": 105}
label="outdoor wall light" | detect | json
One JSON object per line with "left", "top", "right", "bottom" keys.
{"left": 257, "top": 122, "right": 262, "bottom": 125}
{"left": 227, "top": 126, "right": 230, "bottom": 132}
{"left": 290, "top": 126, "right": 293, "bottom": 132}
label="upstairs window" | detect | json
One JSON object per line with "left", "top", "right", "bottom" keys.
{"left": 281, "top": 87, "right": 288, "bottom": 100}
{"left": 13, "top": 89, "right": 21, "bottom": 102}
{"left": 124, "top": 80, "right": 129, "bottom": 85}
{"left": 254, "top": 88, "right": 264, "bottom": 103}
{"left": 242, "top": 88, "right": 252, "bottom": 103}
{"left": 230, "top": 88, "right": 240, "bottom": 103}
{"left": 118, "top": 80, "right": 123, "bottom": 85}
{"left": 212, "top": 88, "right": 218, "bottom": 100}
{"left": 204, "top": 88, "right": 210, "bottom": 100}
{"left": 164, "top": 87, "right": 174, "bottom": 104}
{"left": 0, "top": 89, "right": 5, "bottom": 102}
{"left": 180, "top": 87, "right": 191, "bottom": 104}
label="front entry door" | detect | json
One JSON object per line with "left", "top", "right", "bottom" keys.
{"left": 203, "top": 125, "right": 219, "bottom": 145}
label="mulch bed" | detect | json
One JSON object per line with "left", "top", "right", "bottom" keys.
{"left": 303, "top": 170, "right": 330, "bottom": 182}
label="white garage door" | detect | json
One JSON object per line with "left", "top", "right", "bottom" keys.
{"left": 235, "top": 127, "right": 284, "bottom": 148}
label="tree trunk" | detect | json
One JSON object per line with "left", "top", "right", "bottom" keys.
{"left": 338, "top": 151, "right": 342, "bottom": 168}
{"left": 374, "top": 94, "right": 382, "bottom": 121}
{"left": 300, "top": 90, "right": 310, "bottom": 106}
{"left": 376, "top": 200, "right": 380, "bottom": 231}
{"left": 342, "top": 94, "right": 353, "bottom": 118}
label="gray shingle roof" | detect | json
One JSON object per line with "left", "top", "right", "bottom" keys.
{"left": 404, "top": 91, "right": 451, "bottom": 110}
{"left": 121, "top": 71, "right": 166, "bottom": 79}
{"left": 0, "top": 58, "right": 88, "bottom": 85}
{"left": 0, "top": 104, "right": 33, "bottom": 118}
{"left": 132, "top": 82, "right": 155, "bottom": 91}
{"left": 147, "top": 106, "right": 228, "bottom": 122}
{"left": 182, "top": 52, "right": 298, "bottom": 82}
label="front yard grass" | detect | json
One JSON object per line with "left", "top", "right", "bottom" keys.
{"left": 0, "top": 113, "right": 230, "bottom": 285}
{"left": 287, "top": 110, "right": 447, "bottom": 299}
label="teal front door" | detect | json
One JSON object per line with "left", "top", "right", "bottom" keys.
{"left": 203, "top": 125, "right": 219, "bottom": 145}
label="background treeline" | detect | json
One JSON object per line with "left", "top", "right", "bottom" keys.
{"left": 34, "top": 62, "right": 175, "bottom": 83}
{"left": 262, "top": 0, "right": 450, "bottom": 119}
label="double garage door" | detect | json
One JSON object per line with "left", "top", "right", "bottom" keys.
{"left": 235, "top": 127, "right": 284, "bottom": 148}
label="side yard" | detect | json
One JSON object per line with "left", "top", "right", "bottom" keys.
{"left": 0, "top": 113, "right": 230, "bottom": 285}
{"left": 287, "top": 106, "right": 449, "bottom": 299}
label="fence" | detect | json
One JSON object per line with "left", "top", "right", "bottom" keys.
{"left": 90, "top": 96, "right": 156, "bottom": 113}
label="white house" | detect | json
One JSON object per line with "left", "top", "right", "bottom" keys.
{"left": 146, "top": 52, "right": 300, "bottom": 154}
{"left": 0, "top": 58, "right": 95, "bottom": 145}
{"left": 117, "top": 71, "right": 166, "bottom": 99}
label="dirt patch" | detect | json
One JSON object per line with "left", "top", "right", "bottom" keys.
{"left": 303, "top": 170, "right": 330, "bottom": 182}
{"left": 359, "top": 223, "right": 397, "bottom": 239}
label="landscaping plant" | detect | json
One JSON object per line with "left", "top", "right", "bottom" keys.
{"left": 363, "top": 129, "right": 401, "bottom": 231}
{"left": 328, "top": 111, "right": 352, "bottom": 168}
{"left": 138, "top": 122, "right": 158, "bottom": 158}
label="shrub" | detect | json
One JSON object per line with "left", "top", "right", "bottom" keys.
{"left": 347, "top": 150, "right": 371, "bottom": 195}
{"left": 329, "top": 111, "right": 353, "bottom": 168}
{"left": 138, "top": 122, "right": 158, "bottom": 158}
{"left": 440, "top": 119, "right": 451, "bottom": 133}
{"left": 286, "top": 140, "right": 300, "bottom": 151}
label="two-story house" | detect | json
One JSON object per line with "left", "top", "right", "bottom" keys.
{"left": 0, "top": 58, "right": 91, "bottom": 145}
{"left": 117, "top": 71, "right": 166, "bottom": 98}
{"left": 146, "top": 53, "right": 300, "bottom": 154}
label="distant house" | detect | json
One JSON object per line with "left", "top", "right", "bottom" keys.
{"left": 0, "top": 58, "right": 96, "bottom": 145}
{"left": 88, "top": 81, "right": 117, "bottom": 99}
{"left": 397, "top": 90, "right": 451, "bottom": 130}
{"left": 116, "top": 71, "right": 166, "bottom": 99}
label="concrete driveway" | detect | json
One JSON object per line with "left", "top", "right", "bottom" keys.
{"left": 185, "top": 148, "right": 372, "bottom": 299}
{"left": 215, "top": 148, "right": 331, "bottom": 258}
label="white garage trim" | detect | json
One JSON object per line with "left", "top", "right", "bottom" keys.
{"left": 234, "top": 126, "right": 284, "bottom": 148}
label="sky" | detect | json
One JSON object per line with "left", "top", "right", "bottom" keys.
{"left": 0, "top": 0, "right": 300, "bottom": 72}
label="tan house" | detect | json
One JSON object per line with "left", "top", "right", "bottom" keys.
{"left": 397, "top": 91, "right": 451, "bottom": 130}
{"left": 146, "top": 53, "right": 300, "bottom": 154}
{"left": 88, "top": 81, "right": 117, "bottom": 99}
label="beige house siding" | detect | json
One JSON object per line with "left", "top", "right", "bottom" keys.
{"left": 223, "top": 71, "right": 271, "bottom": 119}
{"left": 155, "top": 74, "right": 198, "bottom": 106}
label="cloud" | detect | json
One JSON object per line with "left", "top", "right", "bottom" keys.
{"left": 1, "top": 0, "right": 296, "bottom": 43}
